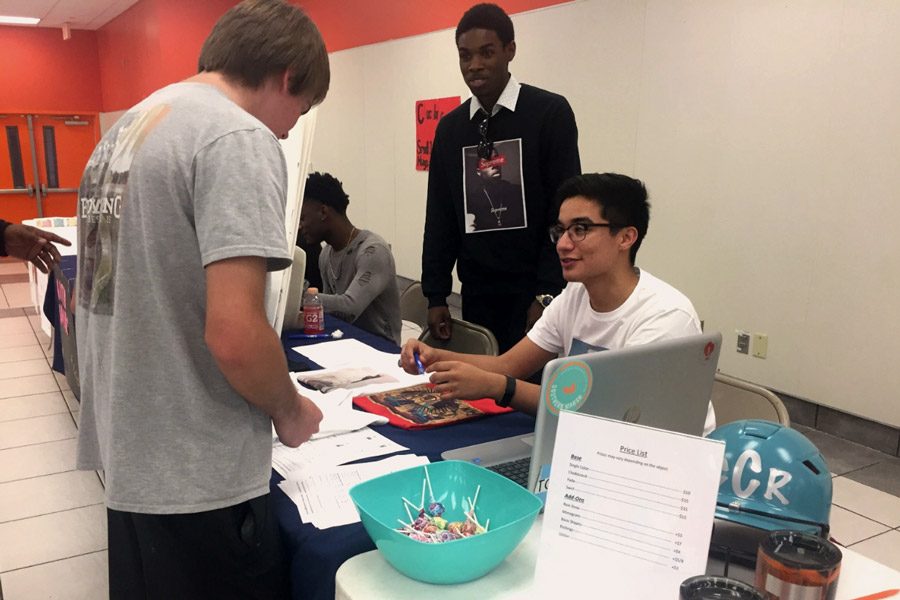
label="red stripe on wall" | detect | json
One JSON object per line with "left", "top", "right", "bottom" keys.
{"left": 299, "top": 0, "right": 572, "bottom": 53}
{"left": 92, "top": 0, "right": 571, "bottom": 111}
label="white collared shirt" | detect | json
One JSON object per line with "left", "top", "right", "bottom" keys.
{"left": 469, "top": 74, "right": 521, "bottom": 119}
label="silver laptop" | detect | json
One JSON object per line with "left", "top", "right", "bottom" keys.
{"left": 441, "top": 332, "right": 722, "bottom": 501}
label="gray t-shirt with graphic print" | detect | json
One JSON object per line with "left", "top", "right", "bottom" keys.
{"left": 75, "top": 82, "right": 291, "bottom": 513}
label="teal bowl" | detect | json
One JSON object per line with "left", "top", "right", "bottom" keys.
{"left": 348, "top": 460, "right": 542, "bottom": 584}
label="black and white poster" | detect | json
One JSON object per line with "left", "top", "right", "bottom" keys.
{"left": 462, "top": 138, "right": 527, "bottom": 233}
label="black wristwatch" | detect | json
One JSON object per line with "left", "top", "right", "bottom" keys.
{"left": 496, "top": 375, "right": 516, "bottom": 408}
{"left": 535, "top": 294, "right": 554, "bottom": 308}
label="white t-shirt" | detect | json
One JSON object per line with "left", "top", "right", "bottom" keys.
{"left": 527, "top": 269, "right": 716, "bottom": 434}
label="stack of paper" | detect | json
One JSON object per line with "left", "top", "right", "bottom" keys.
{"left": 292, "top": 339, "right": 430, "bottom": 389}
{"left": 274, "top": 340, "right": 435, "bottom": 528}
{"left": 279, "top": 454, "right": 429, "bottom": 529}
{"left": 285, "top": 339, "right": 430, "bottom": 439}
{"left": 272, "top": 427, "right": 408, "bottom": 478}
{"left": 284, "top": 384, "right": 389, "bottom": 441}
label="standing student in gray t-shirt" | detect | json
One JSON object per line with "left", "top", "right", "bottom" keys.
{"left": 75, "top": 2, "right": 329, "bottom": 597}
{"left": 298, "top": 172, "right": 402, "bottom": 344}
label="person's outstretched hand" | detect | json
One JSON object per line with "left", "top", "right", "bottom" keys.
{"left": 3, "top": 223, "right": 71, "bottom": 273}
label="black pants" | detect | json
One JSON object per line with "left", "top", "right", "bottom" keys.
{"left": 107, "top": 494, "right": 289, "bottom": 600}
{"left": 461, "top": 290, "right": 535, "bottom": 354}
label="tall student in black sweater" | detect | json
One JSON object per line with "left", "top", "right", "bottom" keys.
{"left": 422, "top": 2, "right": 581, "bottom": 353}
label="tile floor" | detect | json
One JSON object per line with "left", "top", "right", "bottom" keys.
{"left": 1, "top": 262, "right": 107, "bottom": 599}
{"left": 1, "top": 261, "right": 898, "bottom": 598}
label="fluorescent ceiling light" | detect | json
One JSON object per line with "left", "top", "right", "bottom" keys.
{"left": 0, "top": 15, "right": 41, "bottom": 25}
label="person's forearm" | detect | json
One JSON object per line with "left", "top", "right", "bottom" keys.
{"left": 207, "top": 316, "right": 298, "bottom": 420}
{"left": 422, "top": 139, "right": 459, "bottom": 304}
{"left": 319, "top": 253, "right": 391, "bottom": 320}
{"left": 447, "top": 359, "right": 541, "bottom": 414}
{"left": 434, "top": 349, "right": 533, "bottom": 378}
{"left": 318, "top": 289, "right": 369, "bottom": 321}
{"left": 507, "top": 380, "right": 541, "bottom": 415}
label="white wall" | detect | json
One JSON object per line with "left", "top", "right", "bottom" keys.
{"left": 309, "top": 0, "right": 900, "bottom": 428}
{"left": 99, "top": 110, "right": 127, "bottom": 134}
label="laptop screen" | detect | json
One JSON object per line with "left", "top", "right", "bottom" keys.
{"left": 529, "top": 332, "right": 722, "bottom": 500}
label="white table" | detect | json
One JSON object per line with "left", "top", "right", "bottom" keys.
{"left": 335, "top": 517, "right": 900, "bottom": 599}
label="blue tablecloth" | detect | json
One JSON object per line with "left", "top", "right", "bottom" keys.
{"left": 275, "top": 318, "right": 536, "bottom": 600}
{"left": 46, "top": 273, "right": 533, "bottom": 599}
{"left": 44, "top": 254, "right": 77, "bottom": 375}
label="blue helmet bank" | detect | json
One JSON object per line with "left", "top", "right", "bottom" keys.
{"left": 708, "top": 419, "right": 832, "bottom": 536}
{"left": 543, "top": 360, "right": 592, "bottom": 414}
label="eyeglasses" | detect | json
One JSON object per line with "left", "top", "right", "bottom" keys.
{"left": 477, "top": 116, "right": 494, "bottom": 160}
{"left": 549, "top": 222, "right": 617, "bottom": 243}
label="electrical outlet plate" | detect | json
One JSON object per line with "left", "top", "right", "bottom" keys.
{"left": 736, "top": 330, "right": 750, "bottom": 354}
{"left": 753, "top": 333, "right": 768, "bottom": 358}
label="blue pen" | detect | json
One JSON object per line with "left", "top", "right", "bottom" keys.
{"left": 288, "top": 332, "right": 331, "bottom": 340}
{"left": 413, "top": 351, "right": 425, "bottom": 375}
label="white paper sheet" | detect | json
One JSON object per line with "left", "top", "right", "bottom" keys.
{"left": 291, "top": 339, "right": 386, "bottom": 369}
{"left": 292, "top": 339, "right": 427, "bottom": 382}
{"left": 535, "top": 411, "right": 725, "bottom": 599}
{"left": 284, "top": 384, "right": 388, "bottom": 440}
{"left": 287, "top": 368, "right": 431, "bottom": 441}
{"left": 278, "top": 454, "right": 429, "bottom": 529}
{"left": 289, "top": 341, "right": 431, "bottom": 432}
{"left": 272, "top": 428, "right": 408, "bottom": 479}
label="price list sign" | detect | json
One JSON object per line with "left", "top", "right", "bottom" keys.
{"left": 535, "top": 412, "right": 725, "bottom": 598}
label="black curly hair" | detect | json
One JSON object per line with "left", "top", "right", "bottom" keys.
{"left": 456, "top": 3, "right": 514, "bottom": 45}
{"left": 304, "top": 172, "right": 350, "bottom": 215}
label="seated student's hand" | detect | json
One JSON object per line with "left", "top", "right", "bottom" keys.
{"left": 427, "top": 360, "right": 506, "bottom": 403}
{"left": 273, "top": 392, "right": 323, "bottom": 448}
{"left": 399, "top": 339, "right": 439, "bottom": 375}
{"left": 427, "top": 306, "right": 452, "bottom": 340}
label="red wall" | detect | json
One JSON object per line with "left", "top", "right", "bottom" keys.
{"left": 0, "top": 26, "right": 102, "bottom": 113}
{"left": 301, "top": 0, "right": 572, "bottom": 53}
{"left": 97, "top": 0, "right": 237, "bottom": 111}
{"left": 96, "top": 0, "right": 572, "bottom": 112}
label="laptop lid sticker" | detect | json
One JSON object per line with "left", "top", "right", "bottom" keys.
{"left": 544, "top": 360, "right": 592, "bottom": 415}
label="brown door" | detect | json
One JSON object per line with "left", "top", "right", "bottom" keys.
{"left": 1, "top": 113, "right": 99, "bottom": 221}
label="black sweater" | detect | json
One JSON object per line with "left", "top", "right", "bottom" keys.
{"left": 422, "top": 83, "right": 581, "bottom": 306}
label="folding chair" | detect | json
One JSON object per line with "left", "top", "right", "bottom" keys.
{"left": 418, "top": 317, "right": 499, "bottom": 356}
{"left": 711, "top": 372, "right": 790, "bottom": 427}
{"left": 399, "top": 281, "right": 428, "bottom": 328}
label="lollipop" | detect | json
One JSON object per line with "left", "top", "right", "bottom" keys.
{"left": 394, "top": 471, "right": 489, "bottom": 544}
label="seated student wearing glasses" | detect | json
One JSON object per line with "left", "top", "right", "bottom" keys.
{"left": 299, "top": 172, "right": 402, "bottom": 344}
{"left": 401, "top": 172, "right": 715, "bottom": 434}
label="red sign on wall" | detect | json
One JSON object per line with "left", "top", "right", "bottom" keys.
{"left": 415, "top": 96, "right": 460, "bottom": 171}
